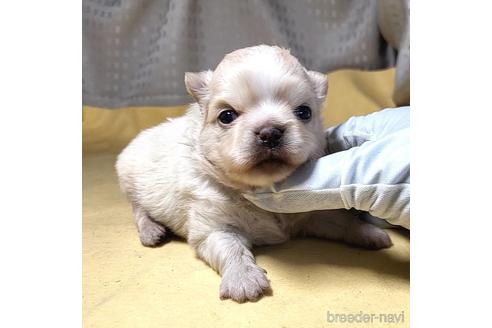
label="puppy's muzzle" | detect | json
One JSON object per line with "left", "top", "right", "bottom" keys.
{"left": 255, "top": 126, "right": 284, "bottom": 149}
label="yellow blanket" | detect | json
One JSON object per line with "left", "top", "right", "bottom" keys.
{"left": 83, "top": 68, "right": 409, "bottom": 328}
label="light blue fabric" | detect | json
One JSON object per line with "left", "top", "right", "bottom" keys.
{"left": 244, "top": 107, "right": 410, "bottom": 229}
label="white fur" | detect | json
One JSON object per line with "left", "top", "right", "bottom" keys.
{"left": 116, "top": 45, "right": 392, "bottom": 303}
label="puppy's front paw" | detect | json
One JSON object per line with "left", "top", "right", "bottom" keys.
{"left": 139, "top": 221, "right": 167, "bottom": 247}
{"left": 345, "top": 222, "right": 393, "bottom": 250}
{"left": 220, "top": 264, "right": 270, "bottom": 303}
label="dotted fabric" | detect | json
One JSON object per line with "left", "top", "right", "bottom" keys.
{"left": 83, "top": 0, "right": 409, "bottom": 108}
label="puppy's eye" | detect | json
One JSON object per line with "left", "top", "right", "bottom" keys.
{"left": 294, "top": 105, "right": 312, "bottom": 121}
{"left": 218, "top": 110, "right": 238, "bottom": 124}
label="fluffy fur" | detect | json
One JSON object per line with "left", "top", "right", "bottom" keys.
{"left": 116, "top": 45, "right": 392, "bottom": 303}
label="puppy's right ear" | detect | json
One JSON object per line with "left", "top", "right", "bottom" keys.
{"left": 185, "top": 70, "right": 213, "bottom": 104}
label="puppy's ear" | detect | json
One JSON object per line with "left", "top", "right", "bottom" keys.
{"left": 307, "top": 71, "right": 328, "bottom": 100}
{"left": 185, "top": 70, "right": 213, "bottom": 103}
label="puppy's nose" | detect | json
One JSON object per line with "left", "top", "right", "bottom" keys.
{"left": 256, "top": 126, "right": 284, "bottom": 148}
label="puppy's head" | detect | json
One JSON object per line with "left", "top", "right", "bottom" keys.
{"left": 185, "top": 45, "right": 327, "bottom": 188}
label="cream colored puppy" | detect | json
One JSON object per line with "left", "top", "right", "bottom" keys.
{"left": 116, "top": 45, "right": 391, "bottom": 303}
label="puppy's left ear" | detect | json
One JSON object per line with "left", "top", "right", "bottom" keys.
{"left": 185, "top": 70, "right": 213, "bottom": 104}
{"left": 307, "top": 71, "right": 328, "bottom": 100}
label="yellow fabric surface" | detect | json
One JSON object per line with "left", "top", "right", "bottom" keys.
{"left": 83, "top": 68, "right": 409, "bottom": 327}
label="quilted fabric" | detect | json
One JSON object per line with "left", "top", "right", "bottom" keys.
{"left": 82, "top": 0, "right": 409, "bottom": 107}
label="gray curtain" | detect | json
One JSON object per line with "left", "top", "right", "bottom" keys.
{"left": 83, "top": 0, "right": 409, "bottom": 108}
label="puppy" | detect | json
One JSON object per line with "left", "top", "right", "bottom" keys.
{"left": 116, "top": 45, "right": 392, "bottom": 303}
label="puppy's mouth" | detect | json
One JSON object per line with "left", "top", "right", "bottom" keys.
{"left": 255, "top": 157, "right": 288, "bottom": 170}
{"left": 224, "top": 145, "right": 311, "bottom": 187}
{"left": 250, "top": 150, "right": 295, "bottom": 173}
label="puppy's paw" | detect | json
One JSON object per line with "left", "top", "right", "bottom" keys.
{"left": 220, "top": 264, "right": 270, "bottom": 303}
{"left": 345, "top": 222, "right": 393, "bottom": 250}
{"left": 139, "top": 221, "right": 167, "bottom": 247}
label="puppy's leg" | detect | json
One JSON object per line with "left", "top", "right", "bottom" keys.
{"left": 302, "top": 210, "right": 392, "bottom": 250}
{"left": 132, "top": 204, "right": 167, "bottom": 247}
{"left": 190, "top": 228, "right": 270, "bottom": 303}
